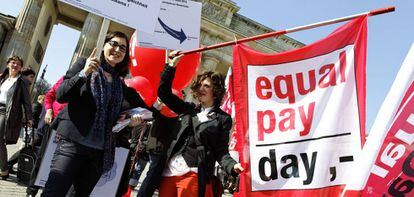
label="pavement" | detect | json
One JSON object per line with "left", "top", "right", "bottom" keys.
{"left": 0, "top": 140, "right": 233, "bottom": 197}
{"left": 0, "top": 140, "right": 145, "bottom": 197}
{"left": 0, "top": 142, "right": 27, "bottom": 197}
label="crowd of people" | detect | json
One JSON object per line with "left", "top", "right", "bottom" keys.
{"left": 0, "top": 31, "right": 243, "bottom": 197}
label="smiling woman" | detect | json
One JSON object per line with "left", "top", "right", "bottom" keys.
{"left": 0, "top": 55, "right": 33, "bottom": 180}
{"left": 41, "top": 31, "right": 149, "bottom": 197}
{"left": 156, "top": 51, "right": 244, "bottom": 197}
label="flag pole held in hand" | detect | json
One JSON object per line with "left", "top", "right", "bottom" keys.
{"left": 180, "top": 6, "right": 395, "bottom": 55}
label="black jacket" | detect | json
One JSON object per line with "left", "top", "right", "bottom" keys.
{"left": 32, "top": 101, "right": 43, "bottom": 128}
{"left": 147, "top": 110, "right": 178, "bottom": 153}
{"left": 54, "top": 58, "right": 147, "bottom": 143}
{"left": 0, "top": 72, "right": 33, "bottom": 144}
{"left": 158, "top": 65, "right": 237, "bottom": 196}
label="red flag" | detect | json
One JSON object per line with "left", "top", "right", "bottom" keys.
{"left": 231, "top": 16, "right": 367, "bottom": 196}
{"left": 343, "top": 43, "right": 414, "bottom": 196}
{"left": 362, "top": 82, "right": 414, "bottom": 196}
{"left": 221, "top": 67, "right": 235, "bottom": 118}
{"left": 221, "top": 68, "right": 240, "bottom": 158}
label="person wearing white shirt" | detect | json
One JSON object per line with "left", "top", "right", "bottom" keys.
{"left": 0, "top": 55, "right": 33, "bottom": 180}
{"left": 157, "top": 51, "right": 244, "bottom": 197}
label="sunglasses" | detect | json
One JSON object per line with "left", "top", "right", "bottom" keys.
{"left": 107, "top": 40, "right": 127, "bottom": 53}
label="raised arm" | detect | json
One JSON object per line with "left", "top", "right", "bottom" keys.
{"left": 56, "top": 48, "right": 100, "bottom": 103}
{"left": 56, "top": 58, "right": 87, "bottom": 103}
{"left": 158, "top": 51, "right": 193, "bottom": 114}
{"left": 122, "top": 83, "right": 148, "bottom": 109}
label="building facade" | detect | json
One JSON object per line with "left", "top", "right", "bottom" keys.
{"left": 0, "top": 0, "right": 304, "bottom": 80}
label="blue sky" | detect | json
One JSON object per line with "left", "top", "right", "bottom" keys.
{"left": 1, "top": 0, "right": 413, "bottom": 131}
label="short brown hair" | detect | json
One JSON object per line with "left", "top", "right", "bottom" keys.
{"left": 190, "top": 71, "right": 226, "bottom": 107}
{"left": 6, "top": 55, "right": 23, "bottom": 67}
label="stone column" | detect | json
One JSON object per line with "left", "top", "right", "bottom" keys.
{"left": 0, "top": 0, "right": 43, "bottom": 70}
{"left": 201, "top": 54, "right": 220, "bottom": 72}
{"left": 69, "top": 13, "right": 104, "bottom": 66}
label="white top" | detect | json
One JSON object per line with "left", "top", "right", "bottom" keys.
{"left": 162, "top": 106, "right": 214, "bottom": 177}
{"left": 0, "top": 76, "right": 19, "bottom": 105}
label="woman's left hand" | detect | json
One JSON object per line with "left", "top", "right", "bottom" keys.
{"left": 233, "top": 163, "right": 244, "bottom": 174}
{"left": 129, "top": 114, "right": 143, "bottom": 127}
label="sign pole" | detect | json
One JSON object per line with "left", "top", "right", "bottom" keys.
{"left": 95, "top": 18, "right": 110, "bottom": 58}
{"left": 179, "top": 6, "right": 395, "bottom": 55}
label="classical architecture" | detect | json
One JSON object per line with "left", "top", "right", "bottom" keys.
{"left": 0, "top": 0, "right": 304, "bottom": 79}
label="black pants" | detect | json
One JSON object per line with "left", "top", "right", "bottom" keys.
{"left": 26, "top": 126, "right": 51, "bottom": 195}
{"left": 41, "top": 139, "right": 103, "bottom": 197}
{"left": 137, "top": 152, "right": 168, "bottom": 197}
{"left": 0, "top": 106, "right": 8, "bottom": 172}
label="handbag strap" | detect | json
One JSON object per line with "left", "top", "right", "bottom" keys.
{"left": 23, "top": 124, "right": 29, "bottom": 148}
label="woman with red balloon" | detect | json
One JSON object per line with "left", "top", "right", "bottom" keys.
{"left": 157, "top": 51, "right": 244, "bottom": 197}
{"left": 41, "top": 31, "right": 148, "bottom": 197}
{"left": 127, "top": 32, "right": 200, "bottom": 109}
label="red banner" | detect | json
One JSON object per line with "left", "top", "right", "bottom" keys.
{"left": 232, "top": 16, "right": 367, "bottom": 196}
{"left": 363, "top": 82, "right": 414, "bottom": 196}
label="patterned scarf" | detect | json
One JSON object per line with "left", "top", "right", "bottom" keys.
{"left": 90, "top": 62, "right": 123, "bottom": 172}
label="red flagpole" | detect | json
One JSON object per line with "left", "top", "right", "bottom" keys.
{"left": 180, "top": 6, "right": 395, "bottom": 55}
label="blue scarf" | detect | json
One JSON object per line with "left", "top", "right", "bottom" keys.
{"left": 90, "top": 62, "right": 123, "bottom": 172}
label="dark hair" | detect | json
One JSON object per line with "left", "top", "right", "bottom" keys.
{"left": 101, "top": 31, "right": 130, "bottom": 77}
{"left": 1, "top": 55, "right": 24, "bottom": 81}
{"left": 190, "top": 71, "right": 226, "bottom": 107}
{"left": 6, "top": 55, "right": 24, "bottom": 67}
{"left": 21, "top": 67, "right": 36, "bottom": 77}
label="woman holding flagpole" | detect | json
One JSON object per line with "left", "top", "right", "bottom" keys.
{"left": 157, "top": 50, "right": 243, "bottom": 197}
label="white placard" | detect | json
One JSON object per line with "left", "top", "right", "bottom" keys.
{"left": 247, "top": 45, "right": 362, "bottom": 190}
{"left": 35, "top": 130, "right": 57, "bottom": 187}
{"left": 59, "top": 0, "right": 162, "bottom": 33}
{"left": 90, "top": 148, "right": 129, "bottom": 197}
{"left": 35, "top": 130, "right": 129, "bottom": 197}
{"left": 137, "top": 0, "right": 202, "bottom": 50}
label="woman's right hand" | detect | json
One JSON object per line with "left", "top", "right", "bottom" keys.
{"left": 83, "top": 48, "right": 100, "bottom": 76}
{"left": 167, "top": 50, "right": 184, "bottom": 67}
{"left": 44, "top": 109, "right": 53, "bottom": 125}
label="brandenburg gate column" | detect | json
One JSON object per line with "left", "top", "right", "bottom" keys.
{"left": 69, "top": 13, "right": 105, "bottom": 66}
{"left": 0, "top": 0, "right": 43, "bottom": 70}
{"left": 200, "top": 53, "right": 220, "bottom": 72}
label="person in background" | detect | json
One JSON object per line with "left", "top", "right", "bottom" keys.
{"left": 136, "top": 101, "right": 179, "bottom": 197}
{"left": 21, "top": 67, "right": 36, "bottom": 86}
{"left": 0, "top": 55, "right": 33, "bottom": 180}
{"left": 118, "top": 121, "right": 151, "bottom": 197}
{"left": 25, "top": 76, "right": 67, "bottom": 197}
{"left": 6, "top": 67, "right": 38, "bottom": 174}
{"left": 32, "top": 95, "right": 44, "bottom": 129}
{"left": 157, "top": 51, "right": 244, "bottom": 196}
{"left": 43, "top": 76, "right": 66, "bottom": 125}
{"left": 41, "top": 31, "right": 148, "bottom": 196}
{"left": 6, "top": 94, "right": 44, "bottom": 174}
{"left": 125, "top": 123, "right": 150, "bottom": 193}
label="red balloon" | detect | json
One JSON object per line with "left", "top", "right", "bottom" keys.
{"left": 173, "top": 52, "right": 200, "bottom": 90}
{"left": 129, "top": 31, "right": 200, "bottom": 94}
{"left": 124, "top": 76, "right": 156, "bottom": 107}
{"left": 160, "top": 89, "right": 183, "bottom": 118}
